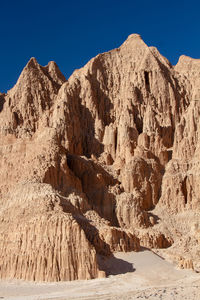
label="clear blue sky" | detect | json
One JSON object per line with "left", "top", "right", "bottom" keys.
{"left": 0, "top": 0, "right": 199, "bottom": 92}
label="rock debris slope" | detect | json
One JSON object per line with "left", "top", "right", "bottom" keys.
{"left": 0, "top": 34, "right": 199, "bottom": 281}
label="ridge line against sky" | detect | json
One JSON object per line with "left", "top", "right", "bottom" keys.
{"left": 0, "top": 0, "right": 199, "bottom": 92}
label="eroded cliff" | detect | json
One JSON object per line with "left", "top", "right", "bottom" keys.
{"left": 0, "top": 34, "right": 199, "bottom": 281}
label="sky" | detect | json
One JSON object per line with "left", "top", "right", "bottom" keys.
{"left": 0, "top": 0, "right": 199, "bottom": 92}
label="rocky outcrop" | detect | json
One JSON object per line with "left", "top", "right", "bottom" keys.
{"left": 0, "top": 58, "right": 66, "bottom": 138}
{"left": 0, "top": 183, "right": 103, "bottom": 281}
{"left": 0, "top": 34, "right": 200, "bottom": 280}
{"left": 0, "top": 213, "right": 100, "bottom": 281}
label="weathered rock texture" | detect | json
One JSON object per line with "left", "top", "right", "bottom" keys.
{"left": 0, "top": 34, "right": 200, "bottom": 281}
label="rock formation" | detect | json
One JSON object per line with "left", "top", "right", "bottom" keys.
{"left": 0, "top": 34, "right": 200, "bottom": 281}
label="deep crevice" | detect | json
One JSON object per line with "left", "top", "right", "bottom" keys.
{"left": 13, "top": 112, "right": 21, "bottom": 126}
{"left": 144, "top": 71, "right": 150, "bottom": 92}
{"left": 181, "top": 176, "right": 188, "bottom": 205}
{"left": 114, "top": 129, "right": 118, "bottom": 153}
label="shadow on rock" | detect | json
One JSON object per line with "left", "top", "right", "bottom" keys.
{"left": 74, "top": 214, "right": 112, "bottom": 256}
{"left": 67, "top": 154, "right": 120, "bottom": 226}
{"left": 0, "top": 94, "right": 5, "bottom": 113}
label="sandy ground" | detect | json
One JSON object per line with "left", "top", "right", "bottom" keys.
{"left": 0, "top": 250, "right": 199, "bottom": 300}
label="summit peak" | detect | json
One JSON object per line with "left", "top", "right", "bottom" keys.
{"left": 26, "top": 57, "right": 39, "bottom": 69}
{"left": 127, "top": 33, "right": 142, "bottom": 40}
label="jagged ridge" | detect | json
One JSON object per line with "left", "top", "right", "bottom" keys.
{"left": 0, "top": 34, "right": 200, "bottom": 281}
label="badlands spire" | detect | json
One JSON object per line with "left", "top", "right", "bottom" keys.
{"left": 0, "top": 34, "right": 199, "bottom": 281}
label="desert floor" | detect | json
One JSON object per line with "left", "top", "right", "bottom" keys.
{"left": 0, "top": 250, "right": 199, "bottom": 300}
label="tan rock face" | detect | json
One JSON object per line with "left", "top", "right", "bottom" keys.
{"left": 0, "top": 34, "right": 200, "bottom": 281}
{"left": 0, "top": 213, "right": 99, "bottom": 281}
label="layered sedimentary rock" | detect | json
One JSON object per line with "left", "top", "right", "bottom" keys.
{"left": 0, "top": 34, "right": 200, "bottom": 281}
